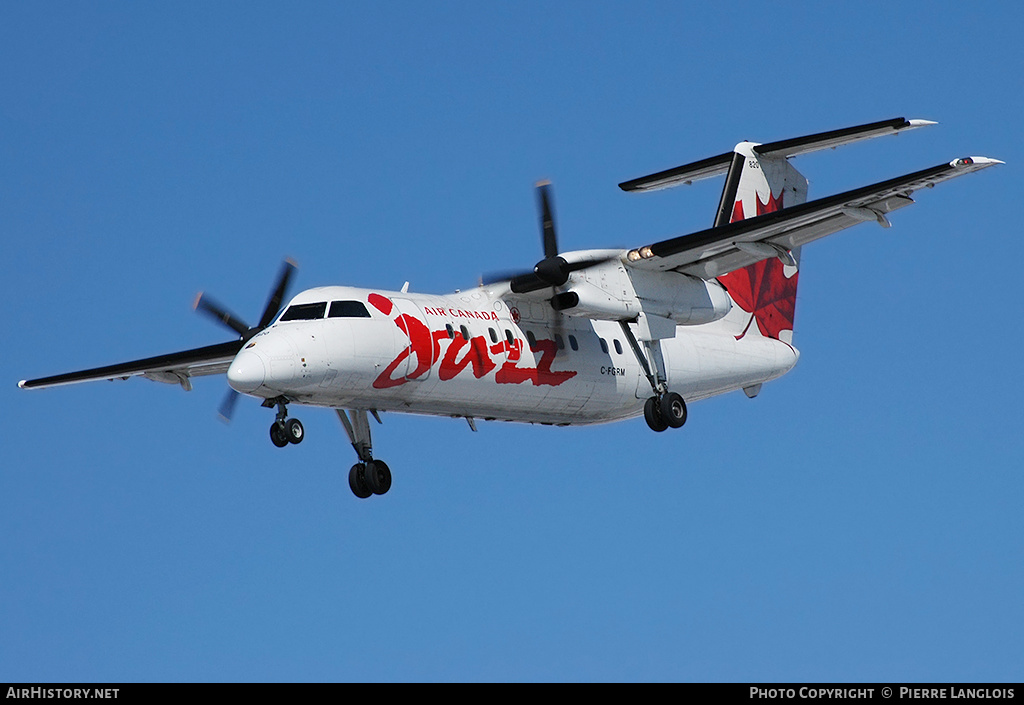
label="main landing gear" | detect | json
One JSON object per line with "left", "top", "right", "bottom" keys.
{"left": 261, "top": 399, "right": 392, "bottom": 499}
{"left": 265, "top": 397, "right": 304, "bottom": 447}
{"left": 618, "top": 320, "right": 689, "bottom": 434}
{"left": 261, "top": 400, "right": 392, "bottom": 499}
{"left": 347, "top": 459, "right": 392, "bottom": 499}
{"left": 336, "top": 408, "right": 392, "bottom": 499}
{"left": 643, "top": 391, "right": 688, "bottom": 433}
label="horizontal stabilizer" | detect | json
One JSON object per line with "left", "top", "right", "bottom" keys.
{"left": 755, "top": 117, "right": 935, "bottom": 159}
{"left": 619, "top": 117, "right": 934, "bottom": 193}
{"left": 618, "top": 151, "right": 735, "bottom": 192}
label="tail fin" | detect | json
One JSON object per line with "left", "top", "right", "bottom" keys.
{"left": 715, "top": 142, "right": 805, "bottom": 344}
{"left": 616, "top": 118, "right": 938, "bottom": 344}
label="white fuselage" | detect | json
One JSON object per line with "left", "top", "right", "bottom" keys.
{"left": 226, "top": 278, "right": 799, "bottom": 426}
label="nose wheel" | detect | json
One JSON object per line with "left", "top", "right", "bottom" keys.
{"left": 270, "top": 417, "right": 304, "bottom": 446}
{"left": 266, "top": 398, "right": 304, "bottom": 447}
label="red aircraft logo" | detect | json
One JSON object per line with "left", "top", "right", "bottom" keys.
{"left": 717, "top": 191, "right": 799, "bottom": 341}
{"left": 368, "top": 294, "right": 577, "bottom": 389}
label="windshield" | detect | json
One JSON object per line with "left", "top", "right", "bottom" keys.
{"left": 328, "top": 301, "right": 371, "bottom": 318}
{"left": 280, "top": 302, "right": 327, "bottom": 321}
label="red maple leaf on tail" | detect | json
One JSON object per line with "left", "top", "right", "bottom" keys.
{"left": 716, "top": 191, "right": 798, "bottom": 341}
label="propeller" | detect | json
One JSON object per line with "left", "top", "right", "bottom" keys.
{"left": 483, "top": 181, "right": 594, "bottom": 346}
{"left": 194, "top": 258, "right": 298, "bottom": 422}
{"left": 529, "top": 182, "right": 575, "bottom": 344}
{"left": 492, "top": 181, "right": 613, "bottom": 296}
{"left": 539, "top": 180, "right": 558, "bottom": 260}
{"left": 195, "top": 258, "right": 297, "bottom": 341}
{"left": 218, "top": 385, "right": 241, "bottom": 422}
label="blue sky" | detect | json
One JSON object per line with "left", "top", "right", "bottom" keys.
{"left": 2, "top": 2, "right": 1022, "bottom": 682}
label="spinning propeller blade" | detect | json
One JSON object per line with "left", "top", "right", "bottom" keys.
{"left": 193, "top": 294, "right": 251, "bottom": 337}
{"left": 195, "top": 258, "right": 298, "bottom": 422}
{"left": 258, "top": 258, "right": 298, "bottom": 330}
{"left": 218, "top": 389, "right": 240, "bottom": 423}
{"left": 483, "top": 181, "right": 615, "bottom": 296}
{"left": 538, "top": 180, "right": 559, "bottom": 259}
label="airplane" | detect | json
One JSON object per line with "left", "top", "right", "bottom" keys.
{"left": 19, "top": 117, "right": 1001, "bottom": 499}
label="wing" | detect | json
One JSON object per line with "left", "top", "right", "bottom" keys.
{"left": 18, "top": 340, "right": 243, "bottom": 390}
{"left": 624, "top": 156, "right": 1002, "bottom": 278}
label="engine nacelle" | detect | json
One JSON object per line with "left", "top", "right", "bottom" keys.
{"left": 553, "top": 264, "right": 731, "bottom": 325}
{"left": 628, "top": 269, "right": 732, "bottom": 325}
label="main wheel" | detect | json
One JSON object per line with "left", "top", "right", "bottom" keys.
{"left": 660, "top": 392, "right": 687, "bottom": 428}
{"left": 284, "top": 417, "right": 304, "bottom": 444}
{"left": 364, "top": 460, "right": 392, "bottom": 495}
{"left": 270, "top": 422, "right": 289, "bottom": 447}
{"left": 348, "top": 463, "right": 372, "bottom": 499}
{"left": 644, "top": 396, "right": 668, "bottom": 432}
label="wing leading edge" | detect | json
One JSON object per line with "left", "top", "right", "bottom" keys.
{"left": 18, "top": 340, "right": 243, "bottom": 391}
{"left": 624, "top": 156, "right": 1002, "bottom": 279}
{"left": 20, "top": 259, "right": 297, "bottom": 392}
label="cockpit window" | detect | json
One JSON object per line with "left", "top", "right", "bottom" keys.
{"left": 280, "top": 302, "right": 327, "bottom": 321}
{"left": 328, "top": 301, "right": 371, "bottom": 318}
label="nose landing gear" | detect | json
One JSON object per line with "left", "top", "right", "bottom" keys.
{"left": 265, "top": 397, "right": 304, "bottom": 447}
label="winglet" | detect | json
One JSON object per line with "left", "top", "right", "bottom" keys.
{"left": 948, "top": 156, "right": 1005, "bottom": 174}
{"left": 951, "top": 156, "right": 1004, "bottom": 167}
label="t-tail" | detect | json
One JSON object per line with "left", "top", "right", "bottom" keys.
{"left": 619, "top": 117, "right": 937, "bottom": 344}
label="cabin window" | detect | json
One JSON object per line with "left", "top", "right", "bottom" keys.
{"left": 554, "top": 334, "right": 565, "bottom": 350}
{"left": 489, "top": 328, "right": 498, "bottom": 344}
{"left": 526, "top": 330, "right": 537, "bottom": 347}
{"left": 460, "top": 325, "right": 469, "bottom": 340}
{"left": 280, "top": 302, "right": 327, "bottom": 321}
{"left": 445, "top": 323, "right": 455, "bottom": 339}
{"left": 614, "top": 339, "right": 623, "bottom": 355}
{"left": 505, "top": 329, "right": 514, "bottom": 345}
{"left": 328, "top": 301, "right": 371, "bottom": 318}
{"left": 568, "top": 335, "right": 578, "bottom": 351}
{"left": 599, "top": 338, "right": 608, "bottom": 354}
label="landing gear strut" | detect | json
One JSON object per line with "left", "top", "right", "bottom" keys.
{"left": 619, "top": 320, "right": 689, "bottom": 434}
{"left": 337, "top": 409, "right": 392, "bottom": 499}
{"left": 265, "top": 397, "right": 304, "bottom": 447}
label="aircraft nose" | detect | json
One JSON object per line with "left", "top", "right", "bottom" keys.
{"left": 227, "top": 347, "right": 267, "bottom": 394}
